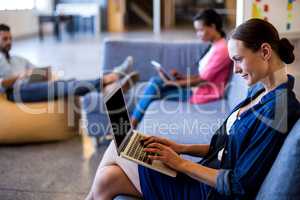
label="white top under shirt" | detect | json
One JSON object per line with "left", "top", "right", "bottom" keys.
{"left": 198, "top": 45, "right": 215, "bottom": 75}
{"left": 217, "top": 109, "right": 240, "bottom": 161}
{"left": 0, "top": 52, "right": 35, "bottom": 92}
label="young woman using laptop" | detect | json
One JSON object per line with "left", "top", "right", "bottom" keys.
{"left": 86, "top": 19, "right": 300, "bottom": 200}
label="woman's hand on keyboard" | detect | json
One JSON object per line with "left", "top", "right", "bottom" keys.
{"left": 140, "top": 136, "right": 184, "bottom": 154}
{"left": 143, "top": 142, "right": 186, "bottom": 171}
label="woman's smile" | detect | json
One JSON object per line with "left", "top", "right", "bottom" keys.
{"left": 241, "top": 74, "right": 248, "bottom": 79}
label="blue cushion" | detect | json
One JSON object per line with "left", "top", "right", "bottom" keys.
{"left": 138, "top": 99, "right": 230, "bottom": 145}
{"left": 256, "top": 119, "right": 300, "bottom": 199}
{"left": 82, "top": 112, "right": 109, "bottom": 136}
{"left": 102, "top": 39, "right": 210, "bottom": 81}
{"left": 138, "top": 99, "right": 230, "bottom": 162}
{"left": 80, "top": 92, "right": 109, "bottom": 136}
{"left": 81, "top": 92, "right": 106, "bottom": 114}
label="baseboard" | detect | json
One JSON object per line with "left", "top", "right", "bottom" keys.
{"left": 14, "top": 32, "right": 52, "bottom": 41}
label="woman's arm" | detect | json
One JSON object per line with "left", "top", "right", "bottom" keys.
{"left": 165, "top": 75, "right": 204, "bottom": 87}
{"left": 179, "top": 159, "right": 219, "bottom": 187}
{"left": 144, "top": 142, "right": 218, "bottom": 187}
{"left": 180, "top": 144, "right": 210, "bottom": 157}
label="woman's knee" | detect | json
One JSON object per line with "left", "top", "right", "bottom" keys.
{"left": 93, "top": 166, "right": 120, "bottom": 199}
{"left": 93, "top": 166, "right": 117, "bottom": 196}
{"left": 146, "top": 76, "right": 164, "bottom": 95}
{"left": 149, "top": 76, "right": 163, "bottom": 85}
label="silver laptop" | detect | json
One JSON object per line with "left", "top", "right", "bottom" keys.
{"left": 104, "top": 85, "right": 177, "bottom": 177}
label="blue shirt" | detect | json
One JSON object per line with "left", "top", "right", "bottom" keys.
{"left": 138, "top": 75, "right": 300, "bottom": 200}
{"left": 208, "top": 74, "right": 300, "bottom": 199}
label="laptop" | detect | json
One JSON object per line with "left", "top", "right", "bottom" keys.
{"left": 104, "top": 85, "right": 177, "bottom": 177}
{"left": 28, "top": 67, "right": 51, "bottom": 84}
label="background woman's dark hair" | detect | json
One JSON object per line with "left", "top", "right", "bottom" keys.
{"left": 193, "top": 9, "right": 226, "bottom": 38}
{"left": 231, "top": 18, "right": 295, "bottom": 64}
{"left": 0, "top": 24, "right": 10, "bottom": 32}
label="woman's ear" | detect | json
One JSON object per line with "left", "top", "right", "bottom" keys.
{"left": 260, "top": 43, "right": 272, "bottom": 61}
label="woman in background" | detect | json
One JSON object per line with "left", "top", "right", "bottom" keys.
{"left": 131, "top": 9, "right": 232, "bottom": 127}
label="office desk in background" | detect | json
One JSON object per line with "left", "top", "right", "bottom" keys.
{"left": 38, "top": 14, "right": 74, "bottom": 41}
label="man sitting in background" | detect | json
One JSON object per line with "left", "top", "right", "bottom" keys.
{"left": 0, "top": 24, "right": 36, "bottom": 92}
{"left": 0, "top": 23, "right": 138, "bottom": 102}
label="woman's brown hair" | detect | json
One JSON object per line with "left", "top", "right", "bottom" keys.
{"left": 231, "top": 18, "right": 295, "bottom": 64}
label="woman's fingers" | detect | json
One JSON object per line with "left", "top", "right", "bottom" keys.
{"left": 142, "top": 141, "right": 183, "bottom": 171}
{"left": 147, "top": 155, "right": 163, "bottom": 161}
{"left": 140, "top": 136, "right": 154, "bottom": 144}
{"left": 142, "top": 136, "right": 169, "bottom": 146}
{"left": 140, "top": 137, "right": 154, "bottom": 146}
{"left": 170, "top": 69, "right": 178, "bottom": 76}
{"left": 143, "top": 147, "right": 160, "bottom": 154}
{"left": 145, "top": 142, "right": 164, "bottom": 150}
{"left": 143, "top": 143, "right": 167, "bottom": 157}
{"left": 142, "top": 136, "right": 159, "bottom": 146}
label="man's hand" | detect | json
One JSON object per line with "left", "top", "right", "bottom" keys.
{"left": 18, "top": 68, "right": 33, "bottom": 79}
{"left": 141, "top": 136, "right": 183, "bottom": 154}
{"left": 1, "top": 68, "right": 33, "bottom": 88}
{"left": 1, "top": 75, "right": 20, "bottom": 88}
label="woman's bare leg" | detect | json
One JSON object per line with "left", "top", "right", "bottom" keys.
{"left": 102, "top": 73, "right": 119, "bottom": 86}
{"left": 86, "top": 142, "right": 141, "bottom": 200}
{"left": 102, "top": 56, "right": 134, "bottom": 87}
{"left": 86, "top": 165, "right": 142, "bottom": 200}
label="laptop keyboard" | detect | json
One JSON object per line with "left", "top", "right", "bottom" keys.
{"left": 124, "top": 133, "right": 153, "bottom": 165}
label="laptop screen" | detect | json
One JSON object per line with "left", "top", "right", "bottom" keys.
{"left": 105, "top": 88, "right": 132, "bottom": 148}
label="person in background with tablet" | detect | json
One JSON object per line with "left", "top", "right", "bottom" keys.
{"left": 0, "top": 24, "right": 138, "bottom": 102}
{"left": 131, "top": 9, "right": 232, "bottom": 128}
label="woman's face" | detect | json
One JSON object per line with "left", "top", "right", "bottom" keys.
{"left": 193, "top": 20, "right": 215, "bottom": 42}
{"left": 228, "top": 39, "right": 270, "bottom": 86}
